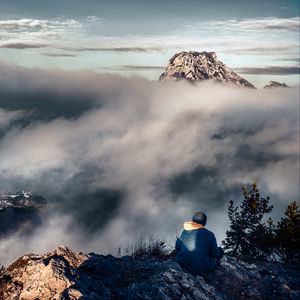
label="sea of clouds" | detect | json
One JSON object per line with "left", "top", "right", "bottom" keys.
{"left": 0, "top": 61, "right": 299, "bottom": 264}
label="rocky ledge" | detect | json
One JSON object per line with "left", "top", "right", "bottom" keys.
{"left": 159, "top": 51, "right": 256, "bottom": 88}
{"left": 0, "top": 246, "right": 299, "bottom": 300}
{"left": 263, "top": 80, "right": 290, "bottom": 89}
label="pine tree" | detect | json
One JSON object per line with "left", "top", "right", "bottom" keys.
{"left": 276, "top": 201, "right": 300, "bottom": 263}
{"left": 222, "top": 183, "right": 273, "bottom": 259}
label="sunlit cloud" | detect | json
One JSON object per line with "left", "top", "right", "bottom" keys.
{"left": 0, "top": 19, "right": 44, "bottom": 30}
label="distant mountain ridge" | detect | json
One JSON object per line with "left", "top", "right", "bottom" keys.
{"left": 0, "top": 191, "right": 46, "bottom": 210}
{"left": 159, "top": 51, "right": 256, "bottom": 88}
{"left": 263, "top": 80, "right": 289, "bottom": 89}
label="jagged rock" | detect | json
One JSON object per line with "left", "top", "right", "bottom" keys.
{"left": 159, "top": 51, "right": 256, "bottom": 88}
{"left": 263, "top": 81, "right": 289, "bottom": 89}
{"left": 1, "top": 246, "right": 299, "bottom": 300}
{"left": 0, "top": 246, "right": 89, "bottom": 300}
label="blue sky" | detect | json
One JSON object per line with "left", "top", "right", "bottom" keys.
{"left": 0, "top": 0, "right": 299, "bottom": 86}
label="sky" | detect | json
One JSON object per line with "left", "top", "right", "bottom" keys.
{"left": 0, "top": 1, "right": 299, "bottom": 263}
{"left": 0, "top": 0, "right": 299, "bottom": 87}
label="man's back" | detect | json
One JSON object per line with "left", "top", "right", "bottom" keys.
{"left": 175, "top": 222, "right": 221, "bottom": 277}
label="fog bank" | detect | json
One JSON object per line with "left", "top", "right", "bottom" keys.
{"left": 0, "top": 62, "right": 299, "bottom": 265}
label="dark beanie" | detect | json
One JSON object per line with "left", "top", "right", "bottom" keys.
{"left": 192, "top": 212, "right": 207, "bottom": 226}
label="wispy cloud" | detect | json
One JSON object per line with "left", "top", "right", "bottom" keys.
{"left": 0, "top": 18, "right": 81, "bottom": 49}
{"left": 62, "top": 46, "right": 163, "bottom": 53}
{"left": 41, "top": 52, "right": 76, "bottom": 57}
{"left": 186, "top": 17, "right": 300, "bottom": 32}
{"left": 1, "top": 17, "right": 298, "bottom": 55}
{"left": 0, "top": 19, "right": 44, "bottom": 30}
{"left": 235, "top": 66, "right": 300, "bottom": 75}
{"left": 279, "top": 57, "right": 300, "bottom": 63}
{"left": 0, "top": 16, "right": 299, "bottom": 81}
{"left": 0, "top": 18, "right": 81, "bottom": 31}
{"left": 120, "top": 65, "right": 165, "bottom": 70}
{"left": 234, "top": 17, "right": 299, "bottom": 31}
{"left": 100, "top": 65, "right": 165, "bottom": 71}
{"left": 224, "top": 46, "right": 295, "bottom": 55}
{"left": 0, "top": 42, "right": 47, "bottom": 49}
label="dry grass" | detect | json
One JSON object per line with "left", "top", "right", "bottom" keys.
{"left": 119, "top": 236, "right": 174, "bottom": 260}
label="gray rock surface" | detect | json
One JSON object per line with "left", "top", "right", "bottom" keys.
{"left": 0, "top": 246, "right": 299, "bottom": 299}
{"left": 159, "top": 51, "right": 256, "bottom": 88}
{"left": 263, "top": 80, "right": 289, "bottom": 88}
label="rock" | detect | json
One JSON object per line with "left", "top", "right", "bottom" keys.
{"left": 159, "top": 51, "right": 256, "bottom": 88}
{"left": 0, "top": 246, "right": 89, "bottom": 300}
{"left": 263, "top": 81, "right": 289, "bottom": 88}
{"left": 1, "top": 246, "right": 299, "bottom": 299}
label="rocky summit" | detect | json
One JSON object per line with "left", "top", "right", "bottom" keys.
{"left": 1, "top": 246, "right": 299, "bottom": 300}
{"left": 159, "top": 51, "right": 256, "bottom": 88}
{"left": 263, "top": 80, "right": 290, "bottom": 89}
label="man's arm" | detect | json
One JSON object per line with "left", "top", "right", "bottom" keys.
{"left": 209, "top": 233, "right": 221, "bottom": 259}
{"left": 175, "top": 236, "right": 182, "bottom": 252}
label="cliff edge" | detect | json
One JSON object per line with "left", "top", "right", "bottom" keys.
{"left": 0, "top": 246, "right": 299, "bottom": 300}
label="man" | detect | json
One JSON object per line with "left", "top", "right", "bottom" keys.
{"left": 175, "top": 211, "right": 223, "bottom": 278}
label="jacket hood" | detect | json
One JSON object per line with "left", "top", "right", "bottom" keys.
{"left": 183, "top": 221, "right": 205, "bottom": 231}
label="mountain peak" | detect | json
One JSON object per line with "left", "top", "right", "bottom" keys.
{"left": 159, "top": 51, "right": 256, "bottom": 88}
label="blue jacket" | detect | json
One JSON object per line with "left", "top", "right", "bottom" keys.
{"left": 175, "top": 222, "right": 221, "bottom": 277}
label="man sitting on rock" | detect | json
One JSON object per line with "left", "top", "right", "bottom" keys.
{"left": 175, "top": 211, "right": 223, "bottom": 278}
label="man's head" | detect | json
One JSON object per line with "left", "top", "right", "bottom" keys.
{"left": 192, "top": 212, "right": 207, "bottom": 226}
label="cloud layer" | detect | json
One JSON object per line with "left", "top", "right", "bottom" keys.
{"left": 187, "top": 17, "right": 300, "bottom": 32}
{"left": 0, "top": 16, "right": 298, "bottom": 61}
{"left": 0, "top": 63, "right": 299, "bottom": 265}
{"left": 236, "top": 66, "right": 300, "bottom": 75}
